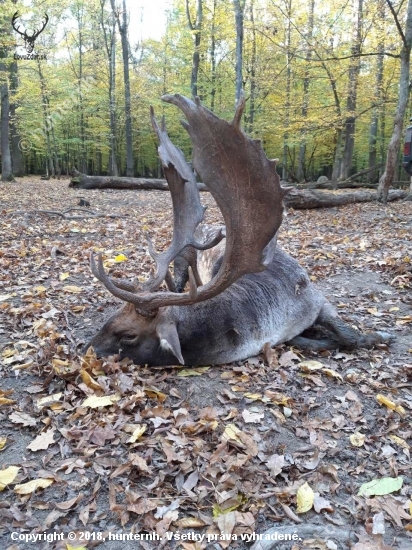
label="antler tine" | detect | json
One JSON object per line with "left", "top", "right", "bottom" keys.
{"left": 11, "top": 12, "right": 25, "bottom": 36}
{"left": 90, "top": 252, "right": 139, "bottom": 293}
{"left": 32, "top": 14, "right": 49, "bottom": 39}
{"left": 139, "top": 107, "right": 208, "bottom": 292}
{"left": 90, "top": 93, "right": 285, "bottom": 313}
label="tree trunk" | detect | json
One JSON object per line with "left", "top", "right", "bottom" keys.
{"left": 9, "top": 61, "right": 24, "bottom": 176}
{"left": 246, "top": 0, "right": 257, "bottom": 134}
{"left": 0, "top": 76, "right": 13, "bottom": 182}
{"left": 296, "top": 0, "right": 314, "bottom": 182}
{"left": 377, "top": 0, "right": 412, "bottom": 203}
{"left": 339, "top": 0, "right": 363, "bottom": 180}
{"left": 186, "top": 0, "right": 203, "bottom": 98}
{"left": 210, "top": 0, "right": 217, "bottom": 111}
{"left": 37, "top": 58, "right": 54, "bottom": 177}
{"left": 282, "top": 0, "right": 292, "bottom": 181}
{"left": 367, "top": 0, "right": 385, "bottom": 183}
{"left": 69, "top": 169, "right": 207, "bottom": 191}
{"left": 69, "top": 170, "right": 407, "bottom": 208}
{"left": 284, "top": 188, "right": 407, "bottom": 209}
{"left": 115, "top": 0, "right": 134, "bottom": 176}
{"left": 233, "top": 0, "right": 246, "bottom": 104}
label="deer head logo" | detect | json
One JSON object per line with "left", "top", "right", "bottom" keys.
{"left": 12, "top": 12, "right": 49, "bottom": 54}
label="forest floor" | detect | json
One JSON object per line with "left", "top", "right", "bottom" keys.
{"left": 0, "top": 177, "right": 412, "bottom": 550}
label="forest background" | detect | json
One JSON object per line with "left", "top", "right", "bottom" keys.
{"left": 1, "top": 0, "right": 412, "bottom": 199}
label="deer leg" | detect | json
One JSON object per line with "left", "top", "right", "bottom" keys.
{"left": 315, "top": 302, "right": 392, "bottom": 350}
{"left": 287, "top": 335, "right": 341, "bottom": 351}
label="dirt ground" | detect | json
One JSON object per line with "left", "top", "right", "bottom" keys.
{"left": 0, "top": 177, "right": 412, "bottom": 550}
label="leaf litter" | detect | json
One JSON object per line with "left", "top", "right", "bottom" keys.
{"left": 0, "top": 177, "right": 412, "bottom": 549}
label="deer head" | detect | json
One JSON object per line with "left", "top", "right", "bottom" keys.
{"left": 88, "top": 92, "right": 287, "bottom": 364}
{"left": 12, "top": 12, "right": 49, "bottom": 54}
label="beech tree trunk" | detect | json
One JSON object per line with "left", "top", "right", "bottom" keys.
{"left": 186, "top": 0, "right": 203, "bottom": 98}
{"left": 367, "top": 0, "right": 385, "bottom": 183}
{"left": 339, "top": 0, "right": 363, "bottom": 180}
{"left": 233, "top": 0, "right": 246, "bottom": 104}
{"left": 9, "top": 61, "right": 24, "bottom": 176}
{"left": 0, "top": 76, "right": 13, "bottom": 182}
{"left": 115, "top": 0, "right": 134, "bottom": 176}
{"left": 377, "top": 0, "right": 412, "bottom": 203}
{"left": 69, "top": 170, "right": 407, "bottom": 208}
{"left": 296, "top": 0, "right": 314, "bottom": 182}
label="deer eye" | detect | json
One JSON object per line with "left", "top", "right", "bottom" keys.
{"left": 120, "top": 333, "right": 138, "bottom": 344}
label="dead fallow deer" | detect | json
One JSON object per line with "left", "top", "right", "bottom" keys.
{"left": 87, "top": 92, "right": 392, "bottom": 366}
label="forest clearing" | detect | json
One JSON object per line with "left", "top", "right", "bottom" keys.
{"left": 1, "top": 0, "right": 412, "bottom": 548}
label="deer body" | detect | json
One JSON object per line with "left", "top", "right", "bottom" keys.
{"left": 87, "top": 93, "right": 391, "bottom": 366}
{"left": 89, "top": 247, "right": 327, "bottom": 366}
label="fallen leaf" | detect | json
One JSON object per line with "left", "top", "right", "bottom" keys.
{"left": 9, "top": 411, "right": 37, "bottom": 426}
{"left": 350, "top": 432, "right": 365, "bottom": 447}
{"left": 82, "top": 395, "right": 119, "bottom": 408}
{"left": 376, "top": 394, "right": 406, "bottom": 416}
{"left": 296, "top": 482, "right": 314, "bottom": 513}
{"left": 266, "top": 454, "right": 285, "bottom": 477}
{"left": 62, "top": 285, "right": 83, "bottom": 293}
{"left": 358, "top": 477, "right": 403, "bottom": 497}
{"left": 27, "top": 429, "right": 56, "bottom": 451}
{"left": 127, "top": 425, "right": 147, "bottom": 443}
{"left": 14, "top": 478, "right": 54, "bottom": 495}
{"left": 0, "top": 466, "right": 20, "bottom": 490}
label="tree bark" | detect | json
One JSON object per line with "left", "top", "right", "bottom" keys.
{"left": 339, "top": 0, "right": 363, "bottom": 180}
{"left": 282, "top": 0, "right": 292, "bottom": 181}
{"left": 296, "top": 0, "right": 314, "bottom": 182}
{"left": 36, "top": 58, "right": 54, "bottom": 177}
{"left": 367, "top": 0, "right": 385, "bottom": 183}
{"left": 377, "top": 0, "right": 412, "bottom": 203}
{"left": 69, "top": 170, "right": 407, "bottom": 208}
{"left": 69, "top": 169, "right": 208, "bottom": 191}
{"left": 186, "top": 0, "right": 203, "bottom": 98}
{"left": 0, "top": 76, "right": 13, "bottom": 182}
{"left": 233, "top": 0, "right": 246, "bottom": 104}
{"left": 9, "top": 61, "right": 24, "bottom": 176}
{"left": 115, "top": 0, "right": 134, "bottom": 176}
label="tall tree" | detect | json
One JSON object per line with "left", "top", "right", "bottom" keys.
{"left": 113, "top": 0, "right": 134, "bottom": 176}
{"left": 100, "top": 0, "right": 119, "bottom": 176}
{"left": 186, "top": 0, "right": 203, "bottom": 97}
{"left": 0, "top": 1, "right": 14, "bottom": 182}
{"left": 296, "top": 0, "right": 314, "bottom": 182}
{"left": 377, "top": 0, "right": 412, "bottom": 202}
{"left": 367, "top": 0, "right": 385, "bottom": 183}
{"left": 282, "top": 0, "right": 292, "bottom": 181}
{"left": 9, "top": 61, "right": 24, "bottom": 176}
{"left": 233, "top": 0, "right": 246, "bottom": 104}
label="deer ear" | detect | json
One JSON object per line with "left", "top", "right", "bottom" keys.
{"left": 156, "top": 320, "right": 184, "bottom": 365}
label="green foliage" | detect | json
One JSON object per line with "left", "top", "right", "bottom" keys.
{"left": 6, "top": 0, "right": 410, "bottom": 179}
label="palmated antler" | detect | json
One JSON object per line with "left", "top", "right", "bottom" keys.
{"left": 145, "top": 107, "right": 224, "bottom": 291}
{"left": 90, "top": 92, "right": 286, "bottom": 312}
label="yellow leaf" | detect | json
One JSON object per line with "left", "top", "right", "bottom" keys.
{"left": 114, "top": 254, "right": 128, "bottom": 262}
{"left": 66, "top": 545, "right": 88, "bottom": 550}
{"left": 0, "top": 466, "right": 20, "bottom": 490}
{"left": 0, "top": 437, "right": 7, "bottom": 450}
{"left": 299, "top": 360, "right": 324, "bottom": 372}
{"left": 222, "top": 424, "right": 242, "bottom": 444}
{"left": 60, "top": 272, "right": 70, "bottom": 281}
{"left": 82, "top": 395, "right": 119, "bottom": 408}
{"left": 36, "top": 393, "right": 62, "bottom": 408}
{"left": 144, "top": 388, "right": 167, "bottom": 402}
{"left": 0, "top": 397, "right": 15, "bottom": 406}
{"left": 296, "top": 482, "right": 314, "bottom": 513}
{"left": 80, "top": 369, "right": 102, "bottom": 391}
{"left": 323, "top": 368, "right": 343, "bottom": 381}
{"left": 389, "top": 435, "right": 410, "bottom": 450}
{"left": 63, "top": 285, "right": 83, "bottom": 293}
{"left": 350, "top": 432, "right": 365, "bottom": 447}
{"left": 127, "top": 425, "right": 147, "bottom": 443}
{"left": 34, "top": 285, "right": 47, "bottom": 293}
{"left": 243, "top": 393, "right": 262, "bottom": 401}
{"left": 14, "top": 478, "right": 54, "bottom": 495}
{"left": 376, "top": 394, "right": 406, "bottom": 416}
{"left": 178, "top": 367, "right": 210, "bottom": 377}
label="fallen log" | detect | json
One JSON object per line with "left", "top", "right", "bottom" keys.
{"left": 68, "top": 170, "right": 408, "bottom": 209}
{"left": 284, "top": 188, "right": 407, "bottom": 209}
{"left": 69, "top": 169, "right": 207, "bottom": 192}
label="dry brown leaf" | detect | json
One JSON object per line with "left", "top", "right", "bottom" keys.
{"left": 27, "top": 429, "right": 56, "bottom": 451}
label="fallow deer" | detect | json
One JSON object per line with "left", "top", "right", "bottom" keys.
{"left": 87, "top": 93, "right": 391, "bottom": 366}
